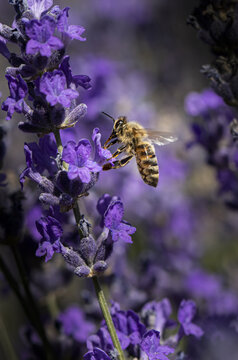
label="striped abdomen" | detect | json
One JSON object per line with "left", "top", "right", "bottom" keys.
{"left": 135, "top": 141, "right": 159, "bottom": 187}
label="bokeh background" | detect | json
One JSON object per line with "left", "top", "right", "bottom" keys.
{"left": 1, "top": 0, "right": 238, "bottom": 359}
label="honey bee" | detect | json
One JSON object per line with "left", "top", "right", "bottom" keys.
{"left": 102, "top": 112, "right": 177, "bottom": 187}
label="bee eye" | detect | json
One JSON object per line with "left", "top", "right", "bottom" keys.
{"left": 115, "top": 120, "right": 123, "bottom": 129}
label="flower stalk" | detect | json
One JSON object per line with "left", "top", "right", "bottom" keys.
{"left": 92, "top": 276, "right": 125, "bottom": 360}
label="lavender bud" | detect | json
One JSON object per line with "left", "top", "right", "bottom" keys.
{"left": 39, "top": 177, "right": 54, "bottom": 193}
{"left": 79, "top": 236, "right": 97, "bottom": 266}
{"left": 60, "top": 103, "right": 87, "bottom": 129}
{"left": 0, "top": 24, "right": 18, "bottom": 42}
{"left": 39, "top": 193, "right": 60, "bottom": 207}
{"left": 74, "top": 265, "right": 91, "bottom": 278}
{"left": 92, "top": 261, "right": 108, "bottom": 274}
{"left": 79, "top": 215, "right": 91, "bottom": 237}
{"left": 94, "top": 239, "right": 113, "bottom": 262}
{"left": 61, "top": 246, "right": 85, "bottom": 268}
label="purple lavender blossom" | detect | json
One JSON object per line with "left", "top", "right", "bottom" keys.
{"left": 140, "top": 330, "right": 174, "bottom": 360}
{"left": 92, "top": 128, "right": 112, "bottom": 166}
{"left": 25, "top": 16, "right": 63, "bottom": 57}
{"left": 59, "top": 56, "right": 91, "bottom": 90}
{"left": 57, "top": 305, "right": 95, "bottom": 342}
{"left": 97, "top": 193, "right": 120, "bottom": 227}
{"left": 62, "top": 139, "right": 101, "bottom": 183}
{"left": 177, "top": 300, "right": 204, "bottom": 339}
{"left": 20, "top": 143, "right": 47, "bottom": 188}
{"left": 35, "top": 215, "right": 62, "bottom": 262}
{"left": 2, "top": 74, "right": 28, "bottom": 120}
{"left": 26, "top": 134, "right": 57, "bottom": 176}
{"left": 84, "top": 348, "right": 111, "bottom": 360}
{"left": 185, "top": 89, "right": 224, "bottom": 117}
{"left": 39, "top": 70, "right": 79, "bottom": 107}
{"left": 88, "top": 303, "right": 146, "bottom": 354}
{"left": 27, "top": 0, "right": 53, "bottom": 19}
{"left": 104, "top": 200, "right": 136, "bottom": 243}
{"left": 57, "top": 7, "right": 86, "bottom": 42}
{"left": 142, "top": 298, "right": 173, "bottom": 335}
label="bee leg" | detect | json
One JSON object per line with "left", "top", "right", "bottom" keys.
{"left": 103, "top": 138, "right": 119, "bottom": 149}
{"left": 103, "top": 155, "right": 133, "bottom": 170}
{"left": 106, "top": 145, "right": 127, "bottom": 161}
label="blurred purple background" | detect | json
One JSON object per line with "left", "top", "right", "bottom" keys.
{"left": 1, "top": 1, "right": 238, "bottom": 359}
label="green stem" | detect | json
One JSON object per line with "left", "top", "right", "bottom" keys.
{"left": 92, "top": 277, "right": 125, "bottom": 360}
{"left": 10, "top": 245, "right": 53, "bottom": 360}
{"left": 0, "top": 316, "right": 18, "bottom": 360}
{"left": 53, "top": 129, "right": 68, "bottom": 170}
{"left": 54, "top": 129, "right": 63, "bottom": 154}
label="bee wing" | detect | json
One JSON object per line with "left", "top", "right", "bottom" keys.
{"left": 134, "top": 129, "right": 178, "bottom": 146}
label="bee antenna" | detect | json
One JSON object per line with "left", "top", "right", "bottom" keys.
{"left": 102, "top": 111, "right": 115, "bottom": 122}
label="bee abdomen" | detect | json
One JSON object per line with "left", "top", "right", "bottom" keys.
{"left": 136, "top": 143, "right": 159, "bottom": 187}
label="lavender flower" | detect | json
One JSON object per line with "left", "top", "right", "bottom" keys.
{"left": 140, "top": 330, "right": 174, "bottom": 360}
{"left": 2, "top": 74, "right": 28, "bottom": 120}
{"left": 185, "top": 88, "right": 238, "bottom": 208}
{"left": 104, "top": 200, "right": 136, "bottom": 243}
{"left": 26, "top": 134, "right": 57, "bottom": 175}
{"left": 39, "top": 70, "right": 79, "bottom": 107}
{"left": 27, "top": 0, "right": 53, "bottom": 19}
{"left": 35, "top": 215, "right": 62, "bottom": 262}
{"left": 84, "top": 348, "right": 111, "bottom": 360}
{"left": 0, "top": 1, "right": 89, "bottom": 133}
{"left": 177, "top": 300, "right": 204, "bottom": 339}
{"left": 25, "top": 16, "right": 63, "bottom": 57}
{"left": 62, "top": 139, "right": 101, "bottom": 183}
{"left": 142, "top": 298, "right": 174, "bottom": 335}
{"left": 57, "top": 7, "right": 86, "bottom": 42}
{"left": 87, "top": 303, "right": 146, "bottom": 355}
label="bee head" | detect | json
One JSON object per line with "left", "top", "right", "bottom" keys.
{"left": 103, "top": 114, "right": 127, "bottom": 149}
{"left": 113, "top": 116, "right": 127, "bottom": 133}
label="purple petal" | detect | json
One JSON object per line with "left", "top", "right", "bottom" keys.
{"left": 58, "top": 88, "right": 78, "bottom": 107}
{"left": 83, "top": 348, "right": 111, "bottom": 360}
{"left": 183, "top": 323, "right": 204, "bottom": 338}
{"left": 140, "top": 330, "right": 174, "bottom": 360}
{"left": 35, "top": 241, "right": 54, "bottom": 262}
{"left": 62, "top": 141, "right": 77, "bottom": 165}
{"left": 76, "top": 167, "right": 91, "bottom": 183}
{"left": 28, "top": 0, "right": 53, "bottom": 19}
{"left": 47, "top": 36, "right": 64, "bottom": 50}
{"left": 67, "top": 25, "right": 86, "bottom": 41}
{"left": 104, "top": 200, "right": 124, "bottom": 229}
{"left": 86, "top": 160, "right": 102, "bottom": 172}
{"left": 75, "top": 139, "right": 92, "bottom": 166}
{"left": 178, "top": 300, "right": 196, "bottom": 325}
